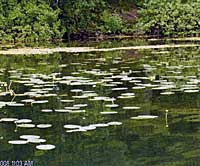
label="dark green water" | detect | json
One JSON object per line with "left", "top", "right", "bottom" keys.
{"left": 0, "top": 44, "right": 200, "bottom": 166}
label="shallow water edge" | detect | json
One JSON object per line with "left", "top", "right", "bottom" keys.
{"left": 0, "top": 44, "right": 199, "bottom": 55}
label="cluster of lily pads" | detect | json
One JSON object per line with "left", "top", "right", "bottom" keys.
{"left": 8, "top": 135, "right": 55, "bottom": 151}
{"left": 64, "top": 122, "right": 122, "bottom": 133}
{"left": 0, "top": 117, "right": 54, "bottom": 150}
{"left": 4, "top": 49, "right": 200, "bottom": 151}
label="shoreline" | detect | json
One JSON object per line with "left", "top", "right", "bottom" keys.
{"left": 0, "top": 43, "right": 199, "bottom": 55}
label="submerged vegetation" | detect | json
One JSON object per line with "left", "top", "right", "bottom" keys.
{"left": 0, "top": 0, "right": 199, "bottom": 42}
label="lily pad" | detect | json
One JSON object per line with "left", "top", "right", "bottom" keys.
{"left": 28, "top": 138, "right": 46, "bottom": 143}
{"left": 60, "top": 99, "right": 74, "bottom": 103}
{"left": 66, "top": 128, "right": 87, "bottom": 133}
{"left": 100, "top": 111, "right": 118, "bottom": 115}
{"left": 15, "top": 119, "right": 32, "bottom": 124}
{"left": 55, "top": 109, "right": 69, "bottom": 113}
{"left": 123, "top": 106, "right": 141, "bottom": 110}
{"left": 107, "top": 121, "right": 123, "bottom": 126}
{"left": 7, "top": 103, "right": 24, "bottom": 107}
{"left": 41, "top": 109, "right": 53, "bottom": 113}
{"left": 112, "top": 87, "right": 128, "bottom": 91}
{"left": 32, "top": 100, "right": 48, "bottom": 104}
{"left": 105, "top": 104, "right": 119, "bottom": 108}
{"left": 184, "top": 89, "right": 199, "bottom": 93}
{"left": 64, "top": 124, "right": 81, "bottom": 129}
{"left": 37, "top": 124, "right": 52, "bottom": 129}
{"left": 81, "top": 125, "right": 96, "bottom": 131}
{"left": 160, "top": 91, "right": 175, "bottom": 95}
{"left": 17, "top": 124, "right": 35, "bottom": 128}
{"left": 0, "top": 118, "right": 18, "bottom": 122}
{"left": 20, "top": 135, "right": 40, "bottom": 139}
{"left": 90, "top": 123, "right": 109, "bottom": 127}
{"left": 36, "top": 144, "right": 56, "bottom": 150}
{"left": 8, "top": 140, "right": 28, "bottom": 145}
{"left": 131, "top": 115, "right": 158, "bottom": 120}
{"left": 68, "top": 110, "right": 86, "bottom": 113}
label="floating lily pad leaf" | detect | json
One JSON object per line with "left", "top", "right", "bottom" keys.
{"left": 32, "top": 100, "right": 48, "bottom": 104}
{"left": 73, "top": 104, "right": 88, "bottom": 107}
{"left": 64, "top": 124, "right": 81, "bottom": 129}
{"left": 43, "top": 94, "right": 57, "bottom": 97}
{"left": 54, "top": 109, "right": 69, "bottom": 113}
{"left": 105, "top": 104, "right": 119, "bottom": 108}
{"left": 60, "top": 100, "right": 74, "bottom": 103}
{"left": 131, "top": 115, "right": 158, "bottom": 120}
{"left": 15, "top": 119, "right": 32, "bottom": 124}
{"left": 41, "top": 109, "right": 53, "bottom": 113}
{"left": 118, "top": 96, "right": 135, "bottom": 99}
{"left": 184, "top": 89, "right": 199, "bottom": 93}
{"left": 17, "top": 124, "right": 35, "bottom": 128}
{"left": 123, "top": 106, "right": 141, "bottom": 110}
{"left": 0, "top": 102, "right": 8, "bottom": 108}
{"left": 90, "top": 123, "right": 109, "bottom": 127}
{"left": 8, "top": 140, "right": 28, "bottom": 145}
{"left": 102, "top": 83, "right": 116, "bottom": 87}
{"left": 112, "top": 82, "right": 123, "bottom": 85}
{"left": 121, "top": 93, "right": 135, "bottom": 96}
{"left": 83, "top": 93, "right": 98, "bottom": 97}
{"left": 160, "top": 91, "right": 175, "bottom": 95}
{"left": 36, "top": 144, "right": 56, "bottom": 150}
{"left": 89, "top": 96, "right": 109, "bottom": 101}
{"left": 152, "top": 86, "right": 173, "bottom": 90}
{"left": 112, "top": 87, "right": 128, "bottom": 91}
{"left": 21, "top": 99, "right": 35, "bottom": 103}
{"left": 100, "top": 111, "right": 118, "bottom": 115}
{"left": 66, "top": 128, "right": 87, "bottom": 133}
{"left": 132, "top": 86, "right": 145, "bottom": 90}
{"left": 68, "top": 110, "right": 86, "bottom": 113}
{"left": 0, "top": 92, "right": 11, "bottom": 96}
{"left": 104, "top": 98, "right": 116, "bottom": 102}
{"left": 64, "top": 106, "right": 80, "bottom": 110}
{"left": 7, "top": 103, "right": 24, "bottom": 107}
{"left": 20, "top": 135, "right": 40, "bottom": 139}
{"left": 0, "top": 118, "right": 18, "bottom": 122}
{"left": 83, "top": 90, "right": 95, "bottom": 93}
{"left": 129, "top": 80, "right": 141, "bottom": 83}
{"left": 121, "top": 77, "right": 132, "bottom": 81}
{"left": 72, "top": 95, "right": 88, "bottom": 99}
{"left": 37, "top": 124, "right": 52, "bottom": 129}
{"left": 28, "top": 138, "right": 46, "bottom": 144}
{"left": 81, "top": 125, "right": 96, "bottom": 131}
{"left": 107, "top": 121, "right": 123, "bottom": 126}
{"left": 70, "top": 89, "right": 83, "bottom": 93}
{"left": 141, "top": 84, "right": 158, "bottom": 88}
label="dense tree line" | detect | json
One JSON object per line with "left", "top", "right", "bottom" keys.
{"left": 136, "top": 0, "right": 200, "bottom": 36}
{"left": 0, "top": 0, "right": 199, "bottom": 42}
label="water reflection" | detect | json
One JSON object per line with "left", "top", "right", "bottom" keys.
{"left": 0, "top": 46, "right": 199, "bottom": 166}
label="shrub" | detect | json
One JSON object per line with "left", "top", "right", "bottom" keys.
{"left": 136, "top": 0, "right": 200, "bottom": 36}
{"left": 100, "top": 11, "right": 123, "bottom": 34}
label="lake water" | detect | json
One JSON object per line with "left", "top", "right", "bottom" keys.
{"left": 0, "top": 40, "right": 199, "bottom": 166}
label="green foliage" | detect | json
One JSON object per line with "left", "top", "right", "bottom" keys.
{"left": 100, "top": 11, "right": 123, "bottom": 33}
{"left": 0, "top": 0, "right": 127, "bottom": 42}
{"left": 136, "top": 0, "right": 200, "bottom": 36}
{"left": 58, "top": 0, "right": 107, "bottom": 33}
{"left": 0, "top": 0, "right": 199, "bottom": 42}
{"left": 0, "top": 0, "right": 64, "bottom": 42}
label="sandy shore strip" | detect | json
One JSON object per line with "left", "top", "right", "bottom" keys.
{"left": 148, "top": 37, "right": 200, "bottom": 41}
{"left": 0, "top": 44, "right": 199, "bottom": 55}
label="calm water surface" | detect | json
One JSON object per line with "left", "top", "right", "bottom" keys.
{"left": 0, "top": 41, "right": 199, "bottom": 166}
